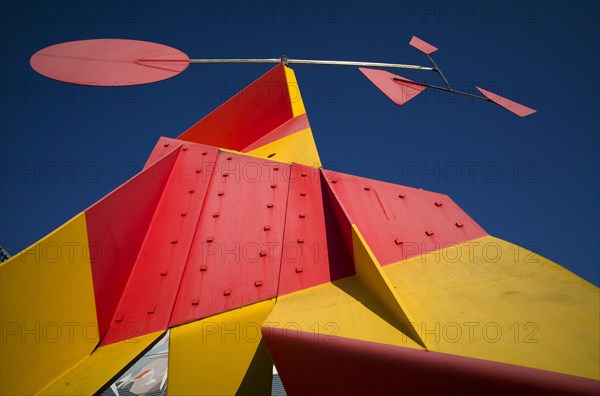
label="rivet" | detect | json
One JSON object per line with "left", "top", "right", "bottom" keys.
{"left": 273, "top": 165, "right": 279, "bottom": 170}
{"left": 398, "top": 193, "right": 406, "bottom": 199}
{"left": 455, "top": 222, "right": 464, "bottom": 228}
{"left": 223, "top": 172, "right": 229, "bottom": 177}
{"left": 213, "top": 212, "right": 220, "bottom": 218}
{"left": 199, "top": 264, "right": 208, "bottom": 271}
{"left": 189, "top": 189, "right": 195, "bottom": 193}
{"left": 115, "top": 315, "right": 124, "bottom": 323}
{"left": 202, "top": 151, "right": 207, "bottom": 156}
{"left": 223, "top": 289, "right": 231, "bottom": 296}
{"left": 300, "top": 191, "right": 307, "bottom": 196}
{"left": 435, "top": 202, "right": 443, "bottom": 207}
{"left": 364, "top": 187, "right": 371, "bottom": 191}
{"left": 331, "top": 179, "right": 338, "bottom": 184}
{"left": 425, "top": 231, "right": 434, "bottom": 236}
{"left": 227, "top": 156, "right": 232, "bottom": 160}
{"left": 254, "top": 280, "right": 263, "bottom": 287}
{"left": 180, "top": 212, "right": 187, "bottom": 217}
{"left": 394, "top": 238, "right": 403, "bottom": 245}
{"left": 301, "top": 172, "right": 307, "bottom": 177}
{"left": 271, "top": 183, "right": 277, "bottom": 188}
{"left": 259, "top": 250, "right": 267, "bottom": 257}
{"left": 182, "top": 146, "right": 188, "bottom": 151}
{"left": 163, "top": 143, "right": 170, "bottom": 147}
{"left": 299, "top": 213, "right": 305, "bottom": 218}
{"left": 267, "top": 203, "right": 274, "bottom": 208}
{"left": 160, "top": 269, "right": 168, "bottom": 276}
{"left": 218, "top": 191, "right": 224, "bottom": 196}
{"left": 147, "top": 307, "right": 156, "bottom": 314}
{"left": 191, "top": 298, "right": 199, "bottom": 305}
{"left": 171, "top": 239, "right": 178, "bottom": 244}
{"left": 206, "top": 236, "right": 214, "bottom": 243}
{"left": 264, "top": 225, "right": 271, "bottom": 231}
{"left": 297, "top": 238, "right": 304, "bottom": 243}
{"left": 195, "top": 169, "right": 202, "bottom": 173}
{"left": 295, "top": 266, "right": 304, "bottom": 273}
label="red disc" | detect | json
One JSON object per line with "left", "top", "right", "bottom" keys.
{"left": 30, "top": 39, "right": 189, "bottom": 86}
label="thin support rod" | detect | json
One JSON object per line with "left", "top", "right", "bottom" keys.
{"left": 426, "top": 54, "right": 451, "bottom": 89}
{"left": 144, "top": 57, "right": 437, "bottom": 71}
{"left": 393, "top": 78, "right": 490, "bottom": 102}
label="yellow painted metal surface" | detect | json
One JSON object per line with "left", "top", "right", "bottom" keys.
{"left": 168, "top": 300, "right": 276, "bottom": 395}
{"left": 351, "top": 225, "right": 424, "bottom": 347}
{"left": 39, "top": 331, "right": 164, "bottom": 395}
{"left": 284, "top": 65, "right": 307, "bottom": 117}
{"left": 246, "top": 128, "right": 321, "bottom": 168}
{"left": 0, "top": 214, "right": 99, "bottom": 396}
{"left": 384, "top": 235, "right": 600, "bottom": 379}
{"left": 265, "top": 279, "right": 424, "bottom": 350}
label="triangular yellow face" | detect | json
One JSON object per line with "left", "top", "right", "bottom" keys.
{"left": 284, "top": 65, "right": 307, "bottom": 117}
{"left": 245, "top": 127, "right": 321, "bottom": 168}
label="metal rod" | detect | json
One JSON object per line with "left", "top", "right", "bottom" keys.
{"left": 393, "top": 78, "right": 490, "bottom": 101}
{"left": 183, "top": 57, "right": 435, "bottom": 71}
{"left": 426, "top": 54, "right": 451, "bottom": 89}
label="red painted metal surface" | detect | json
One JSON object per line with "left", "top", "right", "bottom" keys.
{"left": 169, "top": 153, "right": 290, "bottom": 326}
{"left": 101, "top": 143, "right": 219, "bottom": 345}
{"left": 242, "top": 114, "right": 310, "bottom": 152}
{"left": 262, "top": 328, "right": 598, "bottom": 396}
{"left": 30, "top": 39, "right": 189, "bottom": 86}
{"left": 322, "top": 170, "right": 487, "bottom": 266}
{"left": 359, "top": 68, "right": 426, "bottom": 105}
{"left": 143, "top": 137, "right": 184, "bottom": 170}
{"left": 277, "top": 165, "right": 354, "bottom": 296}
{"left": 177, "top": 64, "right": 295, "bottom": 151}
{"left": 409, "top": 36, "right": 439, "bottom": 55}
{"left": 85, "top": 148, "right": 180, "bottom": 339}
{"left": 476, "top": 87, "right": 537, "bottom": 117}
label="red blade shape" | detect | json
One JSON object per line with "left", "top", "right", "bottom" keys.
{"left": 476, "top": 87, "right": 537, "bottom": 117}
{"left": 409, "top": 36, "right": 439, "bottom": 55}
{"left": 359, "top": 68, "right": 427, "bottom": 105}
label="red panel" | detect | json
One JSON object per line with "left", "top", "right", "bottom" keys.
{"left": 359, "top": 68, "right": 426, "bottom": 106}
{"left": 322, "top": 170, "right": 487, "bottom": 266}
{"left": 278, "top": 165, "right": 354, "bottom": 296}
{"left": 30, "top": 39, "right": 189, "bottom": 86}
{"left": 409, "top": 36, "right": 439, "bottom": 55}
{"left": 476, "top": 87, "right": 537, "bottom": 117}
{"left": 242, "top": 114, "right": 310, "bottom": 152}
{"left": 143, "top": 137, "right": 183, "bottom": 170}
{"left": 177, "top": 64, "right": 294, "bottom": 151}
{"left": 169, "top": 153, "right": 290, "bottom": 326}
{"left": 101, "top": 143, "right": 219, "bottom": 345}
{"left": 85, "top": 148, "right": 180, "bottom": 339}
{"left": 262, "top": 328, "right": 598, "bottom": 396}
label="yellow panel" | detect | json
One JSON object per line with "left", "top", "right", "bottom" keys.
{"left": 0, "top": 214, "right": 99, "bottom": 396}
{"left": 265, "top": 279, "right": 423, "bottom": 350}
{"left": 384, "top": 235, "right": 600, "bottom": 379}
{"left": 246, "top": 128, "right": 321, "bottom": 168}
{"left": 38, "top": 331, "right": 163, "bottom": 395}
{"left": 351, "top": 225, "right": 425, "bottom": 347}
{"left": 168, "top": 300, "right": 276, "bottom": 395}
{"left": 284, "top": 65, "right": 307, "bottom": 117}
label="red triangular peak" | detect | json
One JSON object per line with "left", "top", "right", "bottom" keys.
{"left": 178, "top": 64, "right": 295, "bottom": 151}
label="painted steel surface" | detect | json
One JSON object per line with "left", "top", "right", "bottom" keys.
{"left": 39, "top": 331, "right": 163, "bottom": 395}
{"left": 359, "top": 67, "right": 427, "bottom": 105}
{"left": 409, "top": 36, "right": 439, "bottom": 54}
{"left": 30, "top": 39, "right": 189, "bottom": 86}
{"left": 322, "top": 169, "right": 488, "bottom": 266}
{"left": 169, "top": 300, "right": 275, "bottom": 395}
{"left": 85, "top": 148, "right": 180, "bottom": 339}
{"left": 241, "top": 114, "right": 310, "bottom": 152}
{"left": 170, "top": 152, "right": 290, "bottom": 326}
{"left": 0, "top": 214, "right": 98, "bottom": 396}
{"left": 101, "top": 144, "right": 219, "bottom": 345}
{"left": 477, "top": 86, "right": 537, "bottom": 117}
{"left": 263, "top": 328, "right": 599, "bottom": 396}
{"left": 245, "top": 128, "right": 322, "bottom": 168}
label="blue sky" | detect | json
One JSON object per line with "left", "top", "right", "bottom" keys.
{"left": 1, "top": 0, "right": 598, "bottom": 285}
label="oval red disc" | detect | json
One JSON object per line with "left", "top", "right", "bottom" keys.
{"left": 30, "top": 39, "right": 189, "bottom": 86}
